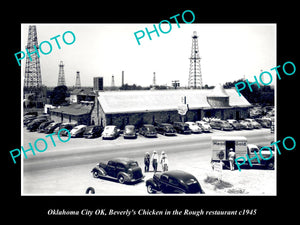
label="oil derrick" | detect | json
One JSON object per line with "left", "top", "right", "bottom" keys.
{"left": 75, "top": 71, "right": 81, "bottom": 88}
{"left": 57, "top": 61, "right": 66, "bottom": 86}
{"left": 24, "top": 25, "right": 42, "bottom": 88}
{"left": 188, "top": 31, "right": 202, "bottom": 89}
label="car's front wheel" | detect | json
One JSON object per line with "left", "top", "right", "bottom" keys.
{"left": 118, "top": 175, "right": 125, "bottom": 184}
{"left": 93, "top": 170, "right": 100, "bottom": 178}
{"left": 147, "top": 184, "right": 156, "bottom": 194}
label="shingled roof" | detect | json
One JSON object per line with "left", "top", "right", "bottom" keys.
{"left": 50, "top": 103, "right": 93, "bottom": 116}
{"left": 98, "top": 88, "right": 251, "bottom": 114}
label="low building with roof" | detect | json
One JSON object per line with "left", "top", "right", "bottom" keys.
{"left": 50, "top": 103, "right": 94, "bottom": 125}
{"left": 91, "top": 84, "right": 252, "bottom": 129}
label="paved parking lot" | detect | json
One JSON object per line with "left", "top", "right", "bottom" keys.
{"left": 22, "top": 127, "right": 276, "bottom": 195}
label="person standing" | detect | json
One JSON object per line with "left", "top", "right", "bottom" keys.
{"left": 228, "top": 148, "right": 236, "bottom": 171}
{"left": 144, "top": 152, "right": 150, "bottom": 172}
{"left": 160, "top": 151, "right": 169, "bottom": 172}
{"left": 151, "top": 151, "right": 159, "bottom": 172}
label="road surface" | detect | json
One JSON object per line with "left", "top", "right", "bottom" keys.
{"left": 22, "top": 128, "right": 276, "bottom": 195}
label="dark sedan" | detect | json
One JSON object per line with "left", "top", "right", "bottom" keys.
{"left": 146, "top": 170, "right": 205, "bottom": 194}
{"left": 156, "top": 123, "right": 176, "bottom": 136}
{"left": 44, "top": 122, "right": 61, "bottom": 134}
{"left": 37, "top": 120, "right": 54, "bottom": 133}
{"left": 139, "top": 124, "right": 157, "bottom": 138}
{"left": 123, "top": 125, "right": 137, "bottom": 139}
{"left": 173, "top": 122, "right": 192, "bottom": 134}
{"left": 83, "top": 125, "right": 103, "bottom": 138}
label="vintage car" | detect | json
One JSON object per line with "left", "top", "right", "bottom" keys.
{"left": 185, "top": 122, "right": 202, "bottom": 133}
{"left": 37, "top": 120, "right": 54, "bottom": 133}
{"left": 58, "top": 123, "right": 77, "bottom": 136}
{"left": 139, "top": 124, "right": 157, "bottom": 137}
{"left": 195, "top": 121, "right": 212, "bottom": 132}
{"left": 239, "top": 120, "right": 253, "bottom": 129}
{"left": 255, "top": 118, "right": 271, "bottom": 128}
{"left": 227, "top": 119, "right": 244, "bottom": 130}
{"left": 210, "top": 120, "right": 233, "bottom": 131}
{"left": 44, "top": 122, "right": 62, "bottom": 134}
{"left": 146, "top": 170, "right": 204, "bottom": 194}
{"left": 91, "top": 158, "right": 144, "bottom": 184}
{"left": 244, "top": 118, "right": 262, "bottom": 129}
{"left": 123, "top": 125, "right": 137, "bottom": 139}
{"left": 83, "top": 125, "right": 103, "bottom": 138}
{"left": 102, "top": 125, "right": 120, "bottom": 139}
{"left": 70, "top": 125, "right": 87, "bottom": 137}
{"left": 173, "top": 122, "right": 192, "bottom": 134}
{"left": 156, "top": 123, "right": 176, "bottom": 136}
{"left": 26, "top": 117, "right": 48, "bottom": 132}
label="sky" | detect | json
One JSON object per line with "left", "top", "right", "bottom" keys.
{"left": 21, "top": 23, "right": 276, "bottom": 87}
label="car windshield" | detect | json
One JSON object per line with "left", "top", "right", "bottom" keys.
{"left": 85, "top": 127, "right": 94, "bottom": 132}
{"left": 146, "top": 126, "right": 155, "bottom": 131}
{"left": 125, "top": 126, "right": 134, "bottom": 131}
{"left": 105, "top": 126, "right": 114, "bottom": 131}
{"left": 222, "top": 121, "right": 230, "bottom": 125}
{"left": 128, "top": 162, "right": 138, "bottom": 167}
{"left": 48, "top": 123, "right": 57, "bottom": 128}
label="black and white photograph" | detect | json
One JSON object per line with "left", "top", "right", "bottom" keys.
{"left": 21, "top": 23, "right": 276, "bottom": 196}
{"left": 4, "top": 4, "right": 298, "bottom": 223}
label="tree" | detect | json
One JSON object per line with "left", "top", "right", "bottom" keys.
{"left": 50, "top": 85, "right": 68, "bottom": 106}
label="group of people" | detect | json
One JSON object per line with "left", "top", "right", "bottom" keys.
{"left": 144, "top": 151, "right": 168, "bottom": 173}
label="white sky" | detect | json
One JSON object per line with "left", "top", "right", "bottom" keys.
{"left": 21, "top": 23, "right": 276, "bottom": 87}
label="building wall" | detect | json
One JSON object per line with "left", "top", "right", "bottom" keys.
{"left": 101, "top": 107, "right": 250, "bottom": 129}
{"left": 50, "top": 112, "right": 92, "bottom": 126}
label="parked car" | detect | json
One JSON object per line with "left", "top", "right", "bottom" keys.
{"left": 37, "top": 120, "right": 54, "bottom": 133}
{"left": 210, "top": 120, "right": 233, "bottom": 131}
{"left": 185, "top": 122, "right": 202, "bottom": 133}
{"left": 123, "top": 125, "right": 137, "bottom": 139}
{"left": 156, "top": 123, "right": 176, "bottom": 136}
{"left": 24, "top": 111, "right": 38, "bottom": 117}
{"left": 244, "top": 118, "right": 262, "bottom": 129}
{"left": 27, "top": 118, "right": 48, "bottom": 131}
{"left": 58, "top": 123, "right": 77, "bottom": 136}
{"left": 23, "top": 115, "right": 37, "bottom": 126}
{"left": 44, "top": 122, "right": 62, "bottom": 134}
{"left": 195, "top": 121, "right": 212, "bottom": 132}
{"left": 255, "top": 118, "right": 271, "bottom": 128}
{"left": 238, "top": 120, "right": 252, "bottom": 129}
{"left": 139, "top": 124, "right": 157, "bottom": 138}
{"left": 83, "top": 125, "right": 103, "bottom": 138}
{"left": 173, "top": 122, "right": 192, "bottom": 134}
{"left": 102, "top": 125, "right": 120, "bottom": 139}
{"left": 70, "top": 125, "right": 87, "bottom": 137}
{"left": 146, "top": 170, "right": 204, "bottom": 194}
{"left": 227, "top": 119, "right": 244, "bottom": 130}
{"left": 91, "top": 158, "right": 144, "bottom": 184}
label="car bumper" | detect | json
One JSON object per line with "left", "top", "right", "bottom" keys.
{"left": 223, "top": 127, "right": 233, "bottom": 131}
{"left": 183, "top": 131, "right": 192, "bottom": 134}
{"left": 124, "top": 134, "right": 137, "bottom": 138}
{"left": 84, "top": 134, "right": 94, "bottom": 138}
{"left": 164, "top": 132, "right": 176, "bottom": 136}
{"left": 127, "top": 176, "right": 144, "bottom": 183}
{"left": 145, "top": 133, "right": 157, "bottom": 137}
